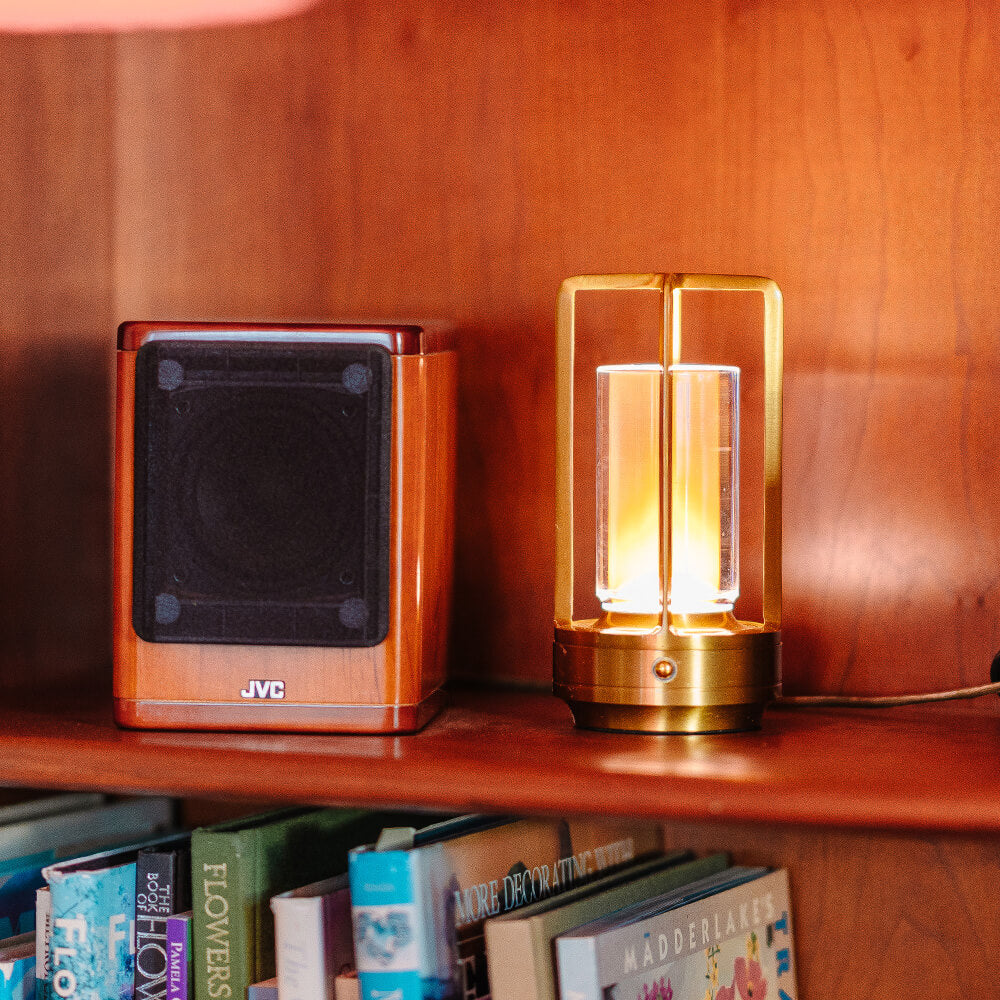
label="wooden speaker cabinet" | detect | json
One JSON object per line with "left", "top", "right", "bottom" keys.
{"left": 113, "top": 321, "right": 456, "bottom": 733}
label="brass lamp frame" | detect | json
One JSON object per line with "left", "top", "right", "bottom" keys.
{"left": 553, "top": 273, "right": 783, "bottom": 734}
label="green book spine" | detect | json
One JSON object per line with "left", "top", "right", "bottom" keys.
{"left": 192, "top": 808, "right": 398, "bottom": 1000}
{"left": 192, "top": 827, "right": 251, "bottom": 1000}
{"left": 246, "top": 808, "right": 383, "bottom": 985}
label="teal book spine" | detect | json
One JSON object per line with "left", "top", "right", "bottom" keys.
{"left": 45, "top": 860, "right": 137, "bottom": 1000}
{"left": 350, "top": 816, "right": 665, "bottom": 1000}
{"left": 0, "top": 953, "right": 34, "bottom": 1000}
{"left": 0, "top": 955, "right": 35, "bottom": 1000}
{"left": 350, "top": 848, "right": 431, "bottom": 1000}
{"left": 0, "top": 933, "right": 35, "bottom": 1000}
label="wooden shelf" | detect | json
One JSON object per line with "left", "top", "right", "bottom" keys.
{"left": 1, "top": 684, "right": 996, "bottom": 834}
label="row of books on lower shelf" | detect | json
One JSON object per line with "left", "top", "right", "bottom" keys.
{"left": 0, "top": 793, "right": 798, "bottom": 1000}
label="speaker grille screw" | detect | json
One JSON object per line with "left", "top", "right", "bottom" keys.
{"left": 154, "top": 593, "right": 182, "bottom": 624}
{"left": 157, "top": 360, "right": 184, "bottom": 391}
{"left": 342, "top": 363, "right": 373, "bottom": 394}
{"left": 339, "top": 597, "right": 369, "bottom": 629}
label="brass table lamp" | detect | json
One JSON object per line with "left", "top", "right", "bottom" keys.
{"left": 553, "top": 274, "right": 782, "bottom": 734}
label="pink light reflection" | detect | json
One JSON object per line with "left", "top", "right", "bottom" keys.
{"left": 0, "top": 0, "right": 316, "bottom": 31}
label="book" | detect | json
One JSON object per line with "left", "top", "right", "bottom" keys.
{"left": 349, "top": 814, "right": 663, "bottom": 1000}
{"left": 191, "top": 807, "right": 407, "bottom": 1000}
{"left": 334, "top": 970, "right": 360, "bottom": 1000}
{"left": 166, "top": 912, "right": 192, "bottom": 1000}
{"left": 0, "top": 931, "right": 35, "bottom": 1000}
{"left": 29, "top": 802, "right": 177, "bottom": 1000}
{"left": 270, "top": 872, "right": 353, "bottom": 1000}
{"left": 1, "top": 797, "right": 173, "bottom": 942}
{"left": 554, "top": 868, "right": 797, "bottom": 1000}
{"left": 32, "top": 891, "right": 48, "bottom": 1000}
{"left": 246, "top": 978, "right": 277, "bottom": 1000}
{"left": 42, "top": 832, "right": 188, "bottom": 1000}
{"left": 0, "top": 862, "right": 48, "bottom": 940}
{"left": 135, "top": 844, "right": 191, "bottom": 1000}
{"left": 485, "top": 852, "right": 729, "bottom": 1000}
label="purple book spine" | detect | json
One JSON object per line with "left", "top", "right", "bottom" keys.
{"left": 166, "top": 912, "right": 192, "bottom": 1000}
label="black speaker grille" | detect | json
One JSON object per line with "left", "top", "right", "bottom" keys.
{"left": 132, "top": 339, "right": 392, "bottom": 647}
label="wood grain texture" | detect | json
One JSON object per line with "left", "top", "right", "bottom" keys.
{"left": 0, "top": 33, "right": 115, "bottom": 687}
{"left": 657, "top": 820, "right": 1000, "bottom": 998}
{"left": 101, "top": 0, "right": 1000, "bottom": 704}
{"left": 2, "top": 8, "right": 998, "bottom": 990}
{"left": 3, "top": 686, "right": 1000, "bottom": 836}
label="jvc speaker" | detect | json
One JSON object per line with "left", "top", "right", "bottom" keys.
{"left": 113, "top": 321, "right": 456, "bottom": 732}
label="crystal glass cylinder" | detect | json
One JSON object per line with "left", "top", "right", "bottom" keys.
{"left": 596, "top": 365, "right": 662, "bottom": 614}
{"left": 669, "top": 364, "right": 739, "bottom": 615}
{"left": 595, "top": 363, "right": 739, "bottom": 617}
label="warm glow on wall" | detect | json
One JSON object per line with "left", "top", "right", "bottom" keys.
{"left": 0, "top": 0, "right": 316, "bottom": 31}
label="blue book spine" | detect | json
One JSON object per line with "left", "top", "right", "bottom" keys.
{"left": 0, "top": 863, "right": 50, "bottom": 940}
{"left": 0, "top": 952, "right": 35, "bottom": 1000}
{"left": 46, "top": 862, "right": 136, "bottom": 1000}
{"left": 350, "top": 849, "right": 440, "bottom": 1000}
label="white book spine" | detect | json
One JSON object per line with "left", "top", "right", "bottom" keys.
{"left": 34, "top": 887, "right": 50, "bottom": 986}
{"left": 273, "top": 896, "right": 329, "bottom": 1000}
{"left": 554, "top": 936, "right": 601, "bottom": 1000}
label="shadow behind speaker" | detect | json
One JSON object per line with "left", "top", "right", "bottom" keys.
{"left": 113, "top": 321, "right": 456, "bottom": 733}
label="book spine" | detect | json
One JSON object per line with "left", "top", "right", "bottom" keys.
{"left": 166, "top": 913, "right": 192, "bottom": 1000}
{"left": 0, "top": 861, "right": 49, "bottom": 940}
{"left": 272, "top": 897, "right": 328, "bottom": 1000}
{"left": 586, "top": 870, "right": 797, "bottom": 1000}
{"left": 487, "top": 853, "right": 730, "bottom": 1000}
{"left": 350, "top": 849, "right": 426, "bottom": 1000}
{"left": 192, "top": 830, "right": 250, "bottom": 1000}
{"left": 248, "top": 808, "right": 373, "bottom": 988}
{"left": 247, "top": 977, "right": 279, "bottom": 1000}
{"left": 33, "top": 888, "right": 49, "bottom": 1000}
{"left": 246, "top": 978, "right": 278, "bottom": 1000}
{"left": 46, "top": 861, "right": 137, "bottom": 1000}
{"left": 554, "top": 937, "right": 600, "bottom": 1000}
{"left": 135, "top": 850, "right": 180, "bottom": 1000}
{"left": 334, "top": 971, "right": 360, "bottom": 1000}
{"left": 0, "top": 952, "right": 36, "bottom": 1000}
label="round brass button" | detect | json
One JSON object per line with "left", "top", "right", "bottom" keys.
{"left": 652, "top": 657, "right": 677, "bottom": 681}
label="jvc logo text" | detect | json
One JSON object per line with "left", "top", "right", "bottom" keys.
{"left": 240, "top": 680, "right": 286, "bottom": 700}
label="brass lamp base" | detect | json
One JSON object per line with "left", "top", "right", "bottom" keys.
{"left": 553, "top": 621, "right": 780, "bottom": 734}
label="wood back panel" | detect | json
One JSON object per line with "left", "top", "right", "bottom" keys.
{"left": 5, "top": 0, "right": 1000, "bottom": 703}
{"left": 110, "top": 0, "right": 1000, "bottom": 700}
{"left": 657, "top": 818, "right": 1000, "bottom": 998}
{"left": 0, "top": 34, "right": 114, "bottom": 688}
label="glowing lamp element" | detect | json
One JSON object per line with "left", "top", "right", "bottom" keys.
{"left": 554, "top": 272, "right": 782, "bottom": 735}
{"left": 596, "top": 364, "right": 739, "bottom": 618}
{"left": 596, "top": 365, "right": 661, "bottom": 615}
{"left": 669, "top": 364, "right": 739, "bottom": 615}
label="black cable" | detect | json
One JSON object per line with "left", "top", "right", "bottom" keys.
{"left": 778, "top": 680, "right": 1000, "bottom": 707}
